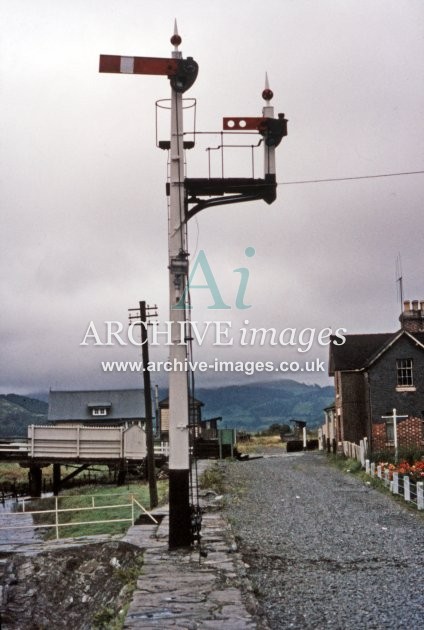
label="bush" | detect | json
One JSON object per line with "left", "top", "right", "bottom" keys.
{"left": 371, "top": 447, "right": 424, "bottom": 466}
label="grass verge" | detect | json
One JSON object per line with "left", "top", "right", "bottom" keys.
{"left": 325, "top": 453, "right": 424, "bottom": 518}
{"left": 29, "top": 481, "right": 168, "bottom": 539}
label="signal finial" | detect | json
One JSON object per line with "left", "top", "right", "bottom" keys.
{"left": 262, "top": 72, "right": 273, "bottom": 101}
{"left": 170, "top": 19, "right": 182, "bottom": 48}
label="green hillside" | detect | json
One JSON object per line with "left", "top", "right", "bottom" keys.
{"left": 0, "top": 379, "right": 333, "bottom": 437}
{"left": 0, "top": 394, "right": 48, "bottom": 438}
{"left": 196, "top": 379, "right": 334, "bottom": 431}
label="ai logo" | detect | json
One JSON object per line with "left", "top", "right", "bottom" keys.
{"left": 174, "top": 246, "right": 256, "bottom": 310}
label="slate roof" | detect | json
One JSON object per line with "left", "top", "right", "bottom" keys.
{"left": 48, "top": 389, "right": 145, "bottom": 422}
{"left": 329, "top": 330, "right": 424, "bottom": 375}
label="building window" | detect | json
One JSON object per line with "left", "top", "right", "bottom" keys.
{"left": 385, "top": 417, "right": 394, "bottom": 442}
{"left": 92, "top": 408, "right": 108, "bottom": 417}
{"left": 396, "top": 358, "right": 413, "bottom": 387}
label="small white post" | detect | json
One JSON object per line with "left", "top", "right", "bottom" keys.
{"left": 55, "top": 496, "right": 59, "bottom": 540}
{"left": 360, "top": 440, "right": 365, "bottom": 467}
{"left": 302, "top": 427, "right": 307, "bottom": 450}
{"left": 131, "top": 497, "right": 135, "bottom": 526}
{"left": 392, "top": 472, "right": 399, "bottom": 494}
{"left": 365, "top": 459, "right": 370, "bottom": 474}
{"left": 384, "top": 469, "right": 390, "bottom": 487}
{"left": 403, "top": 475, "right": 410, "bottom": 502}
{"left": 417, "top": 482, "right": 424, "bottom": 510}
{"left": 22, "top": 499, "right": 26, "bottom": 513}
{"left": 393, "top": 408, "right": 398, "bottom": 462}
{"left": 370, "top": 462, "right": 375, "bottom": 477}
{"left": 377, "top": 465, "right": 382, "bottom": 479}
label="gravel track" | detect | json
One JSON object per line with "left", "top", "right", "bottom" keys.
{"left": 224, "top": 452, "right": 424, "bottom": 630}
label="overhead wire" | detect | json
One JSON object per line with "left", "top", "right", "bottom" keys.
{"left": 278, "top": 170, "right": 424, "bottom": 186}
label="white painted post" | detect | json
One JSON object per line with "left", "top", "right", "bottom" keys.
{"left": 392, "top": 472, "right": 399, "bottom": 494}
{"left": 360, "top": 440, "right": 365, "bottom": 467}
{"left": 377, "top": 465, "right": 382, "bottom": 479}
{"left": 384, "top": 469, "right": 390, "bottom": 487}
{"left": 318, "top": 428, "right": 323, "bottom": 451}
{"left": 403, "top": 475, "right": 410, "bottom": 502}
{"left": 55, "top": 496, "right": 59, "bottom": 540}
{"left": 417, "top": 482, "right": 424, "bottom": 510}
{"left": 370, "top": 462, "right": 375, "bottom": 477}
{"left": 302, "top": 427, "right": 307, "bottom": 450}
{"left": 365, "top": 459, "right": 370, "bottom": 474}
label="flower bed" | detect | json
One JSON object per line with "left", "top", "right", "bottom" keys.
{"left": 377, "top": 460, "right": 424, "bottom": 483}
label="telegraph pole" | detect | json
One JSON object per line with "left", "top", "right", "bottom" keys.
{"left": 129, "top": 301, "right": 158, "bottom": 509}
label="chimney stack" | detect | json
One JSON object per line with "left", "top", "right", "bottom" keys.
{"left": 400, "top": 298, "right": 424, "bottom": 333}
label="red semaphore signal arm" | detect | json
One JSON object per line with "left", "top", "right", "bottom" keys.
{"left": 99, "top": 55, "right": 178, "bottom": 75}
{"left": 223, "top": 117, "right": 266, "bottom": 131}
{"left": 99, "top": 54, "right": 198, "bottom": 93}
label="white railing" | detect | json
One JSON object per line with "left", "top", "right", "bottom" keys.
{"left": 154, "top": 442, "right": 169, "bottom": 456}
{"left": 0, "top": 492, "right": 158, "bottom": 541}
{"left": 342, "top": 439, "right": 368, "bottom": 466}
{"left": 365, "top": 460, "right": 424, "bottom": 511}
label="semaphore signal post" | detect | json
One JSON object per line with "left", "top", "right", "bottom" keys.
{"left": 99, "top": 22, "right": 287, "bottom": 549}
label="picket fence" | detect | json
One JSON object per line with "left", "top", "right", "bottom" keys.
{"left": 341, "top": 439, "right": 423, "bottom": 511}
{"left": 364, "top": 459, "right": 424, "bottom": 511}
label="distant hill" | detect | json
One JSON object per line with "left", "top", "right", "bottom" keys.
{"left": 195, "top": 379, "right": 334, "bottom": 431}
{"left": 0, "top": 394, "right": 48, "bottom": 438}
{"left": 0, "top": 379, "right": 334, "bottom": 437}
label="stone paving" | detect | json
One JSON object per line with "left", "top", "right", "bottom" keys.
{"left": 122, "top": 462, "right": 265, "bottom": 629}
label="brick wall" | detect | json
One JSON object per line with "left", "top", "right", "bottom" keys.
{"left": 339, "top": 372, "right": 367, "bottom": 443}
{"left": 372, "top": 416, "right": 424, "bottom": 451}
{"left": 368, "top": 335, "right": 424, "bottom": 423}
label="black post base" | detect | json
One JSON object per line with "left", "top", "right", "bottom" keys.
{"left": 28, "top": 465, "right": 42, "bottom": 498}
{"left": 52, "top": 463, "right": 61, "bottom": 496}
{"left": 169, "top": 469, "right": 192, "bottom": 549}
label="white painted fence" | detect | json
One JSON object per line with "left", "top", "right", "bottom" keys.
{"left": 0, "top": 492, "right": 158, "bottom": 541}
{"left": 342, "top": 439, "right": 368, "bottom": 466}
{"left": 365, "top": 459, "right": 424, "bottom": 511}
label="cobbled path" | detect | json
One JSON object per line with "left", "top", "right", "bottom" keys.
{"left": 224, "top": 452, "right": 424, "bottom": 630}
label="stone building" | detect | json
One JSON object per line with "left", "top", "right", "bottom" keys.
{"left": 328, "top": 300, "right": 424, "bottom": 453}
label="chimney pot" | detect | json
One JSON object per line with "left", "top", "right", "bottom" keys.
{"left": 412, "top": 300, "right": 419, "bottom": 311}
{"left": 420, "top": 300, "right": 424, "bottom": 311}
{"left": 403, "top": 300, "right": 411, "bottom": 312}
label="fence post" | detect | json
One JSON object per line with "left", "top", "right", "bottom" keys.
{"left": 403, "top": 476, "right": 410, "bottom": 502}
{"left": 92, "top": 496, "right": 95, "bottom": 508}
{"left": 370, "top": 462, "right": 375, "bottom": 477}
{"left": 377, "top": 465, "right": 382, "bottom": 479}
{"left": 384, "top": 469, "right": 390, "bottom": 487}
{"left": 392, "top": 472, "right": 399, "bottom": 494}
{"left": 365, "top": 459, "right": 370, "bottom": 474}
{"left": 131, "top": 497, "right": 135, "bottom": 526}
{"left": 55, "top": 496, "right": 59, "bottom": 540}
{"left": 417, "top": 482, "right": 424, "bottom": 510}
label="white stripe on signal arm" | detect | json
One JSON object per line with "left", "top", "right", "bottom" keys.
{"left": 120, "top": 56, "right": 135, "bottom": 74}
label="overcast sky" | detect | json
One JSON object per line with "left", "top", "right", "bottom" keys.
{"left": 1, "top": 0, "right": 423, "bottom": 394}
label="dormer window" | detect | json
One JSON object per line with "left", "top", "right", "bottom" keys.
{"left": 88, "top": 402, "right": 112, "bottom": 417}
{"left": 92, "top": 407, "right": 108, "bottom": 416}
